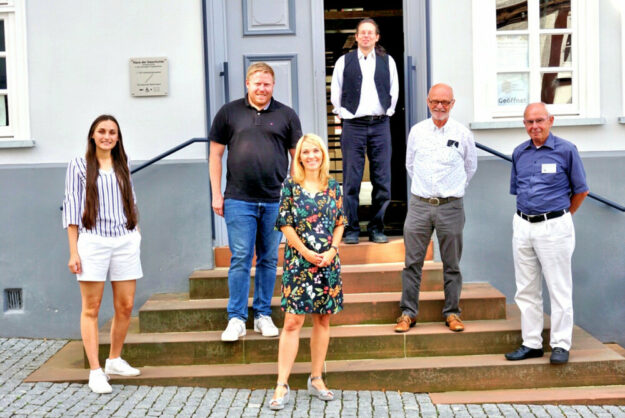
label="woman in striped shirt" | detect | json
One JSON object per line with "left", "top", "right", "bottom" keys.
{"left": 63, "top": 114, "right": 142, "bottom": 394}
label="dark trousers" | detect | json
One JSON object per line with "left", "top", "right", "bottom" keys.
{"left": 340, "top": 117, "right": 391, "bottom": 236}
{"left": 400, "top": 196, "right": 465, "bottom": 319}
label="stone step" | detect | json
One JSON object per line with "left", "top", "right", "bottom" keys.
{"left": 138, "top": 283, "right": 506, "bottom": 333}
{"left": 189, "top": 261, "right": 443, "bottom": 299}
{"left": 28, "top": 328, "right": 625, "bottom": 395}
{"left": 96, "top": 306, "right": 535, "bottom": 367}
{"left": 429, "top": 385, "right": 625, "bottom": 405}
{"left": 214, "top": 237, "right": 433, "bottom": 267}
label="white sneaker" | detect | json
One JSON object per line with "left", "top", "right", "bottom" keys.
{"left": 88, "top": 368, "right": 112, "bottom": 394}
{"left": 104, "top": 357, "right": 141, "bottom": 376}
{"left": 254, "top": 314, "right": 279, "bottom": 337}
{"left": 221, "top": 317, "right": 247, "bottom": 342}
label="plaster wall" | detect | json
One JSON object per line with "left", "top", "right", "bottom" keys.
{"left": 462, "top": 156, "right": 625, "bottom": 347}
{"left": 2, "top": 157, "right": 624, "bottom": 347}
{"left": 1, "top": 0, "right": 207, "bottom": 165}
{"left": 429, "top": 0, "right": 625, "bottom": 155}
{"left": 0, "top": 162, "right": 212, "bottom": 337}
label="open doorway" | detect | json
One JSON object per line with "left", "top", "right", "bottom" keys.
{"left": 324, "top": 1, "right": 407, "bottom": 235}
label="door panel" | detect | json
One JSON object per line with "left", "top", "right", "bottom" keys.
{"left": 207, "top": 0, "right": 324, "bottom": 246}
{"left": 243, "top": 54, "right": 298, "bottom": 111}
{"left": 226, "top": 0, "right": 311, "bottom": 112}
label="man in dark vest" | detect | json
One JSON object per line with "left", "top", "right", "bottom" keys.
{"left": 330, "top": 18, "right": 399, "bottom": 244}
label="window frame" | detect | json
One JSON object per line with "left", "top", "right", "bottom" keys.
{"left": 0, "top": 0, "right": 31, "bottom": 145}
{"left": 621, "top": 3, "right": 625, "bottom": 123}
{"left": 472, "top": 0, "right": 599, "bottom": 124}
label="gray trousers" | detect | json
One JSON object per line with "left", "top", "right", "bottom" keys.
{"left": 400, "top": 195, "right": 465, "bottom": 319}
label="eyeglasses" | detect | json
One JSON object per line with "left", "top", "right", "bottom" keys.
{"left": 523, "top": 118, "right": 548, "bottom": 125}
{"left": 428, "top": 99, "right": 453, "bottom": 107}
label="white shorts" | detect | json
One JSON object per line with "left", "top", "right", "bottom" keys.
{"left": 77, "top": 231, "right": 143, "bottom": 282}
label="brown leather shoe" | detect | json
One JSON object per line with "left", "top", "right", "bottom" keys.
{"left": 394, "top": 314, "right": 416, "bottom": 333}
{"left": 445, "top": 314, "right": 464, "bottom": 332}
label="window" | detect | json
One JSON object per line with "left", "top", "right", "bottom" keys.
{"left": 0, "top": 0, "right": 31, "bottom": 146}
{"left": 472, "top": 0, "right": 599, "bottom": 123}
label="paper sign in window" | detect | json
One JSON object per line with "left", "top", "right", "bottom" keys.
{"left": 497, "top": 72, "right": 529, "bottom": 107}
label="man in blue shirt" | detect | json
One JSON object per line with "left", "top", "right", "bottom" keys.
{"left": 505, "top": 102, "right": 589, "bottom": 365}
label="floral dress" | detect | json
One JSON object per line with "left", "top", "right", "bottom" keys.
{"left": 276, "top": 177, "right": 345, "bottom": 314}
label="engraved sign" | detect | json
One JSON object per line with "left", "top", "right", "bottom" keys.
{"left": 129, "top": 57, "right": 168, "bottom": 97}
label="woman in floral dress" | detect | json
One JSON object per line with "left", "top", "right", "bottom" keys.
{"left": 269, "top": 134, "right": 345, "bottom": 410}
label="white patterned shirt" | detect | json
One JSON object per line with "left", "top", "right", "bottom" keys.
{"left": 406, "top": 117, "right": 477, "bottom": 198}
{"left": 63, "top": 157, "right": 137, "bottom": 237}
{"left": 330, "top": 48, "right": 399, "bottom": 119}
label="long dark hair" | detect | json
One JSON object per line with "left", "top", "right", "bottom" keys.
{"left": 82, "top": 114, "right": 137, "bottom": 230}
{"left": 356, "top": 18, "right": 386, "bottom": 56}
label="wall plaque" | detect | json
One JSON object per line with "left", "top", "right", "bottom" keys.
{"left": 129, "top": 57, "right": 168, "bottom": 97}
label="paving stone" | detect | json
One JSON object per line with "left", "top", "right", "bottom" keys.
{"left": 543, "top": 404, "right": 565, "bottom": 418}
{"left": 3, "top": 337, "right": 625, "bottom": 416}
{"left": 452, "top": 403, "right": 469, "bottom": 412}
{"left": 529, "top": 404, "right": 551, "bottom": 417}
{"left": 603, "top": 405, "right": 625, "bottom": 417}
{"left": 513, "top": 404, "right": 531, "bottom": 413}
{"left": 309, "top": 408, "right": 326, "bottom": 417}
{"left": 573, "top": 405, "right": 599, "bottom": 418}
{"left": 468, "top": 404, "right": 487, "bottom": 417}
{"left": 420, "top": 409, "right": 438, "bottom": 418}
{"left": 589, "top": 405, "right": 613, "bottom": 418}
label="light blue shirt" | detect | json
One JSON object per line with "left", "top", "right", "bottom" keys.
{"left": 510, "top": 133, "right": 588, "bottom": 214}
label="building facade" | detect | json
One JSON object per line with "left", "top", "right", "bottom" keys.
{"left": 1, "top": 0, "right": 624, "bottom": 347}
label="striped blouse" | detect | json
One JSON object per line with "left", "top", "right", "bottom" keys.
{"left": 63, "top": 157, "right": 137, "bottom": 237}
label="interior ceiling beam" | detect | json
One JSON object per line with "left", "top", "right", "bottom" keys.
{"left": 324, "top": 10, "right": 402, "bottom": 20}
{"left": 497, "top": 0, "right": 570, "bottom": 28}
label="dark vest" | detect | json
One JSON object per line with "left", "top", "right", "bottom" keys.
{"left": 340, "top": 49, "right": 391, "bottom": 115}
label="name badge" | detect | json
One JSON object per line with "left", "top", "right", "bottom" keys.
{"left": 542, "top": 163, "right": 556, "bottom": 173}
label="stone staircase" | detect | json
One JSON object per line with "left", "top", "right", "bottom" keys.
{"left": 27, "top": 237, "right": 625, "bottom": 404}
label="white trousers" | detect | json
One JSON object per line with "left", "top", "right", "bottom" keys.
{"left": 512, "top": 212, "right": 575, "bottom": 351}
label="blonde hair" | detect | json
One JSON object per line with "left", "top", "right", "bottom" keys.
{"left": 293, "top": 133, "right": 330, "bottom": 188}
{"left": 246, "top": 62, "right": 275, "bottom": 81}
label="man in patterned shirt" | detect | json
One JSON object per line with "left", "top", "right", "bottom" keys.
{"left": 395, "top": 83, "right": 477, "bottom": 333}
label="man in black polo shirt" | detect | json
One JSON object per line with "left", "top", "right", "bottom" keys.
{"left": 209, "top": 62, "right": 302, "bottom": 342}
{"left": 331, "top": 18, "right": 399, "bottom": 244}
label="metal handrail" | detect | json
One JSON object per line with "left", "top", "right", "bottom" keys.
{"left": 61, "top": 137, "right": 624, "bottom": 213}
{"left": 476, "top": 142, "right": 625, "bottom": 212}
{"left": 131, "top": 137, "right": 208, "bottom": 174}
{"left": 59, "top": 138, "right": 209, "bottom": 211}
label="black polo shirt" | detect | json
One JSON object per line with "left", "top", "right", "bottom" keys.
{"left": 209, "top": 97, "right": 302, "bottom": 202}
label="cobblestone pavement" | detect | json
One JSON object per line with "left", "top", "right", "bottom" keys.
{"left": 1, "top": 338, "right": 624, "bottom": 417}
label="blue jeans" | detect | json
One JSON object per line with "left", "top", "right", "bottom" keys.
{"left": 224, "top": 198, "right": 282, "bottom": 321}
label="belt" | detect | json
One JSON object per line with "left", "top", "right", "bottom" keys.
{"left": 353, "top": 115, "right": 387, "bottom": 121}
{"left": 516, "top": 209, "right": 568, "bottom": 223}
{"left": 416, "top": 196, "right": 460, "bottom": 206}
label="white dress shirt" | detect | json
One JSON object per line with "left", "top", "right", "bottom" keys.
{"left": 406, "top": 117, "right": 477, "bottom": 198}
{"left": 330, "top": 48, "right": 399, "bottom": 119}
